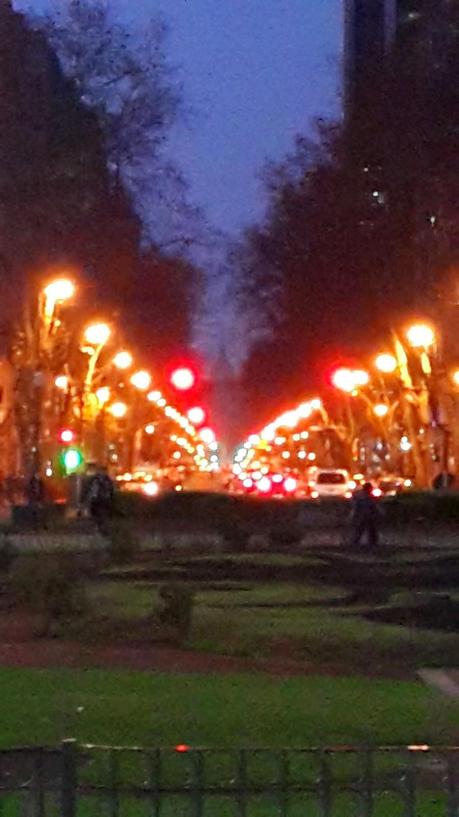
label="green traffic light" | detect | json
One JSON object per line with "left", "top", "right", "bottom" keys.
{"left": 63, "top": 448, "right": 83, "bottom": 473}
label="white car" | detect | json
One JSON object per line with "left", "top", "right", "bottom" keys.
{"left": 309, "top": 469, "right": 353, "bottom": 499}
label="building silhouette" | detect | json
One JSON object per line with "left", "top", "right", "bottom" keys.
{"left": 343, "top": 0, "right": 444, "bottom": 118}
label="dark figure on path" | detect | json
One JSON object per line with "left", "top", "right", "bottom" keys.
{"left": 26, "top": 472, "right": 46, "bottom": 529}
{"left": 350, "top": 482, "right": 380, "bottom": 547}
{"left": 26, "top": 472, "right": 45, "bottom": 506}
{"left": 85, "top": 467, "right": 114, "bottom": 531}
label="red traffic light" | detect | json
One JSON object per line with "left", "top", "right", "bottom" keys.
{"left": 59, "top": 428, "right": 75, "bottom": 445}
{"left": 170, "top": 367, "right": 196, "bottom": 392}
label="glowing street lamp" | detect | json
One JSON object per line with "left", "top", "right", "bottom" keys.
{"left": 200, "top": 427, "right": 216, "bottom": 445}
{"left": 373, "top": 403, "right": 389, "bottom": 418}
{"left": 406, "top": 323, "right": 435, "bottom": 349}
{"left": 332, "top": 367, "right": 357, "bottom": 393}
{"left": 187, "top": 406, "right": 206, "bottom": 426}
{"left": 113, "top": 351, "right": 133, "bottom": 371}
{"left": 109, "top": 401, "right": 128, "bottom": 419}
{"left": 452, "top": 369, "right": 459, "bottom": 387}
{"left": 353, "top": 369, "right": 369, "bottom": 387}
{"left": 95, "top": 386, "right": 110, "bottom": 406}
{"left": 130, "top": 370, "right": 152, "bottom": 391}
{"left": 277, "top": 410, "right": 298, "bottom": 429}
{"left": 43, "top": 278, "right": 75, "bottom": 319}
{"left": 55, "top": 375, "right": 69, "bottom": 391}
{"left": 84, "top": 322, "right": 111, "bottom": 347}
{"left": 297, "top": 402, "right": 312, "bottom": 419}
{"left": 375, "top": 353, "right": 397, "bottom": 374}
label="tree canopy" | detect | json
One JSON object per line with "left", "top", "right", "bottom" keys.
{"left": 236, "top": 3, "right": 459, "bottom": 429}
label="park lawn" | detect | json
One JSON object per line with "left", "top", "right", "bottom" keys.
{"left": 195, "top": 582, "right": 348, "bottom": 607}
{"left": 189, "top": 602, "right": 459, "bottom": 670}
{"left": 0, "top": 667, "right": 456, "bottom": 749}
{"left": 87, "top": 581, "right": 347, "bottom": 621}
{"left": 87, "top": 581, "right": 459, "bottom": 672}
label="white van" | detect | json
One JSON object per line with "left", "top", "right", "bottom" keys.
{"left": 309, "top": 469, "right": 352, "bottom": 499}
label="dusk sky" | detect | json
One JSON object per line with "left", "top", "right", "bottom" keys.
{"left": 18, "top": 0, "right": 343, "bottom": 234}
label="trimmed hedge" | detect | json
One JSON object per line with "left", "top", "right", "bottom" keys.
{"left": 113, "top": 489, "right": 459, "bottom": 535}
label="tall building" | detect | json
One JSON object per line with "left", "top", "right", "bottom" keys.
{"left": 344, "top": 0, "right": 395, "bottom": 117}
{"left": 343, "top": 0, "right": 442, "bottom": 118}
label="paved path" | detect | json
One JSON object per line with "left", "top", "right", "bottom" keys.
{"left": 419, "top": 669, "right": 459, "bottom": 698}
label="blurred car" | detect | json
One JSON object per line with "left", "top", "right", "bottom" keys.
{"left": 378, "top": 476, "right": 412, "bottom": 497}
{"left": 234, "top": 470, "right": 306, "bottom": 498}
{"left": 309, "top": 469, "right": 353, "bottom": 499}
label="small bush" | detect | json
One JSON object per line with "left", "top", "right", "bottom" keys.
{"left": 10, "top": 554, "right": 87, "bottom": 637}
{"left": 157, "top": 583, "right": 194, "bottom": 643}
{"left": 107, "top": 522, "right": 140, "bottom": 564}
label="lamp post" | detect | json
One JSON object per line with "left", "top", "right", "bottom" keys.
{"left": 30, "top": 278, "right": 75, "bottom": 474}
{"left": 81, "top": 323, "right": 111, "bottom": 458}
{"left": 404, "top": 322, "right": 446, "bottom": 485}
{"left": 128, "top": 371, "right": 152, "bottom": 470}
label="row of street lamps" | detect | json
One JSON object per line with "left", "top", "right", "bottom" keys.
{"left": 234, "top": 322, "right": 459, "bottom": 487}
{"left": 25, "top": 276, "right": 218, "bottom": 478}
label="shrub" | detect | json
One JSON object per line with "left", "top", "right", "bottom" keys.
{"left": 10, "top": 554, "right": 87, "bottom": 637}
{"left": 107, "top": 522, "right": 140, "bottom": 564}
{"left": 157, "top": 583, "right": 194, "bottom": 643}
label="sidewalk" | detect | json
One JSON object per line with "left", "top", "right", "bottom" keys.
{"left": 419, "top": 669, "right": 459, "bottom": 699}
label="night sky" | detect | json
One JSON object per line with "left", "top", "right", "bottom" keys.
{"left": 17, "top": 0, "right": 342, "bottom": 233}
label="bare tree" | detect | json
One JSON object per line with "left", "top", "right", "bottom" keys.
{"left": 31, "top": 1, "right": 204, "bottom": 253}
{"left": 36, "top": 1, "right": 181, "bottom": 180}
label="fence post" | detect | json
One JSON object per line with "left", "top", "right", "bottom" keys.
{"left": 61, "top": 739, "right": 77, "bottom": 817}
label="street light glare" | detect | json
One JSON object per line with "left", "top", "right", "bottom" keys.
{"left": 187, "top": 406, "right": 206, "bottom": 426}
{"left": 332, "top": 367, "right": 356, "bottom": 393}
{"left": 109, "top": 401, "right": 128, "bottom": 419}
{"left": 375, "top": 353, "right": 397, "bottom": 374}
{"left": 84, "top": 322, "right": 111, "bottom": 347}
{"left": 113, "top": 351, "right": 133, "bottom": 371}
{"left": 353, "top": 369, "right": 369, "bottom": 387}
{"left": 96, "top": 386, "right": 110, "bottom": 405}
{"left": 452, "top": 370, "right": 459, "bottom": 387}
{"left": 170, "top": 367, "right": 196, "bottom": 391}
{"left": 373, "top": 403, "right": 389, "bottom": 418}
{"left": 44, "top": 278, "right": 75, "bottom": 304}
{"left": 406, "top": 323, "right": 435, "bottom": 349}
{"left": 200, "top": 427, "right": 216, "bottom": 445}
{"left": 130, "top": 370, "right": 152, "bottom": 391}
{"left": 55, "top": 375, "right": 68, "bottom": 391}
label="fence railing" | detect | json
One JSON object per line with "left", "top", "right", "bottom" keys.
{"left": 0, "top": 741, "right": 457, "bottom": 816}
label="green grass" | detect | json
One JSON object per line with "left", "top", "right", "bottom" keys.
{"left": 0, "top": 667, "right": 455, "bottom": 748}
{"left": 195, "top": 583, "right": 348, "bottom": 607}
{"left": 189, "top": 602, "right": 459, "bottom": 669}
{"left": 87, "top": 581, "right": 153, "bottom": 620}
{"left": 0, "top": 668, "right": 456, "bottom": 816}
{"left": 86, "top": 580, "right": 459, "bottom": 672}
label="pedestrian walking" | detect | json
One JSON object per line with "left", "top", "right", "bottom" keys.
{"left": 350, "top": 482, "right": 380, "bottom": 547}
{"left": 85, "top": 466, "right": 114, "bottom": 531}
{"left": 26, "top": 471, "right": 46, "bottom": 529}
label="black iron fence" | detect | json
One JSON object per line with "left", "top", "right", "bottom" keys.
{"left": 0, "top": 741, "right": 457, "bottom": 816}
